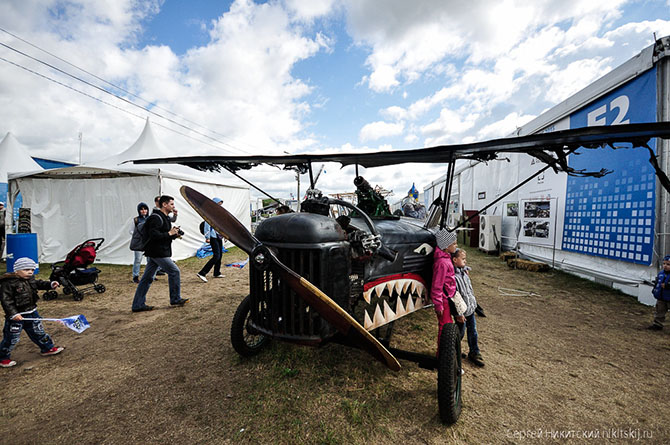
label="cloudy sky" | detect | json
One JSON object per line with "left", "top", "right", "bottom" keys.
{"left": 1, "top": 0, "right": 669, "bottom": 201}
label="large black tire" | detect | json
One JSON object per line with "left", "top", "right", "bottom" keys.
{"left": 231, "top": 295, "right": 269, "bottom": 357}
{"left": 437, "top": 323, "right": 462, "bottom": 425}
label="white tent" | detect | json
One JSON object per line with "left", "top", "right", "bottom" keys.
{"left": 1, "top": 132, "right": 44, "bottom": 257}
{"left": 0, "top": 132, "right": 43, "bottom": 184}
{"left": 8, "top": 120, "right": 250, "bottom": 264}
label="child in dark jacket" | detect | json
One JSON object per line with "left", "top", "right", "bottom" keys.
{"left": 648, "top": 255, "right": 670, "bottom": 330}
{"left": 0, "top": 257, "right": 63, "bottom": 368}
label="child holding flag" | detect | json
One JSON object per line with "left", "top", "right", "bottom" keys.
{"left": 0, "top": 257, "right": 64, "bottom": 368}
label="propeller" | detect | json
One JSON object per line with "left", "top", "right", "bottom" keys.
{"left": 181, "top": 186, "right": 401, "bottom": 371}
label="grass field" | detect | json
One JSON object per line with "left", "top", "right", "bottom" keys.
{"left": 1, "top": 247, "right": 669, "bottom": 444}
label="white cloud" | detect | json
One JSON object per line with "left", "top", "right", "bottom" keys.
{"left": 0, "top": 0, "right": 331, "bottom": 169}
{"left": 420, "top": 108, "right": 479, "bottom": 146}
{"left": 1, "top": 0, "right": 669, "bottom": 200}
{"left": 359, "top": 120, "right": 404, "bottom": 142}
{"left": 476, "top": 112, "right": 536, "bottom": 140}
{"left": 284, "top": 0, "right": 337, "bottom": 22}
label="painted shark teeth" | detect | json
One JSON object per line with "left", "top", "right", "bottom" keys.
{"left": 363, "top": 289, "right": 372, "bottom": 304}
{"left": 363, "top": 295, "right": 429, "bottom": 331}
{"left": 395, "top": 297, "right": 406, "bottom": 317}
{"left": 364, "top": 309, "right": 373, "bottom": 330}
{"left": 361, "top": 278, "right": 430, "bottom": 330}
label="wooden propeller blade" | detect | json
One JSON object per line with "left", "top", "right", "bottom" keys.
{"left": 180, "top": 185, "right": 259, "bottom": 255}
{"left": 181, "top": 185, "right": 400, "bottom": 371}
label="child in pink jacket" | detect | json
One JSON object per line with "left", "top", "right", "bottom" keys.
{"left": 430, "top": 229, "right": 464, "bottom": 349}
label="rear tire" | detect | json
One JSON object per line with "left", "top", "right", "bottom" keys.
{"left": 231, "top": 295, "right": 269, "bottom": 357}
{"left": 72, "top": 291, "right": 84, "bottom": 301}
{"left": 437, "top": 323, "right": 462, "bottom": 425}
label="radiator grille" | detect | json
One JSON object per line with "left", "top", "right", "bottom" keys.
{"left": 249, "top": 248, "right": 324, "bottom": 341}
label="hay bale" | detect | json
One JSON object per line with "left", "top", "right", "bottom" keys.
{"left": 507, "top": 258, "right": 550, "bottom": 272}
{"left": 500, "top": 251, "right": 518, "bottom": 262}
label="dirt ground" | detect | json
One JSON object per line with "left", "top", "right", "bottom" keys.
{"left": 1, "top": 248, "right": 669, "bottom": 445}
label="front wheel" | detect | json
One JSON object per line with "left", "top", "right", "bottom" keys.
{"left": 437, "top": 323, "right": 462, "bottom": 425}
{"left": 94, "top": 284, "right": 106, "bottom": 293}
{"left": 231, "top": 295, "right": 269, "bottom": 357}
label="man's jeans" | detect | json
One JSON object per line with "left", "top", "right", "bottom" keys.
{"left": 132, "top": 257, "right": 181, "bottom": 310}
{"left": 457, "top": 314, "right": 480, "bottom": 355}
{"left": 0, "top": 310, "right": 54, "bottom": 359}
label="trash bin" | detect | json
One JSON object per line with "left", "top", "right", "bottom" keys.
{"left": 6, "top": 233, "right": 39, "bottom": 274}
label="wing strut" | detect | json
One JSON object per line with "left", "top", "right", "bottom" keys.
{"left": 222, "top": 166, "right": 283, "bottom": 206}
{"left": 439, "top": 153, "right": 456, "bottom": 230}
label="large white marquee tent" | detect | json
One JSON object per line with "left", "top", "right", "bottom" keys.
{"left": 7, "top": 119, "right": 250, "bottom": 264}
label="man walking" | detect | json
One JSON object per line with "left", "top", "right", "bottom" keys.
{"left": 196, "top": 197, "right": 225, "bottom": 282}
{"left": 153, "top": 195, "right": 177, "bottom": 276}
{"left": 131, "top": 195, "right": 188, "bottom": 312}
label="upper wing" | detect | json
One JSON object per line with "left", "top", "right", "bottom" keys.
{"left": 130, "top": 122, "right": 670, "bottom": 173}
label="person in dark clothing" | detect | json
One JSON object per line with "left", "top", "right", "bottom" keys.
{"left": 648, "top": 255, "right": 670, "bottom": 330}
{"left": 131, "top": 195, "right": 188, "bottom": 312}
{"left": 129, "top": 202, "right": 150, "bottom": 283}
{"left": 153, "top": 195, "right": 177, "bottom": 276}
{"left": 0, "top": 202, "right": 5, "bottom": 258}
{"left": 1, "top": 257, "right": 63, "bottom": 368}
{"left": 196, "top": 197, "right": 225, "bottom": 282}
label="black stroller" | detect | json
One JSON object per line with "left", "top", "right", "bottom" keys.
{"left": 43, "top": 238, "right": 106, "bottom": 301}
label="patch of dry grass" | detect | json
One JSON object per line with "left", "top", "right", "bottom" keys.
{"left": 1, "top": 247, "right": 669, "bottom": 444}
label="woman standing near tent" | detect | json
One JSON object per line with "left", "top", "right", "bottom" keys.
{"left": 129, "top": 202, "right": 150, "bottom": 283}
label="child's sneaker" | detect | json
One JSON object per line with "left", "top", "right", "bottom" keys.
{"left": 41, "top": 346, "right": 64, "bottom": 356}
{"left": 0, "top": 359, "right": 17, "bottom": 368}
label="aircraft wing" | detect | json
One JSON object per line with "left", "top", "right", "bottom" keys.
{"left": 131, "top": 122, "right": 670, "bottom": 173}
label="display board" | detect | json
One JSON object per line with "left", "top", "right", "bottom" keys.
{"left": 519, "top": 198, "right": 557, "bottom": 246}
{"left": 562, "top": 67, "right": 656, "bottom": 265}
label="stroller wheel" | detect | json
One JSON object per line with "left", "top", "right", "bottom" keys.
{"left": 73, "top": 291, "right": 84, "bottom": 301}
{"left": 63, "top": 287, "right": 71, "bottom": 295}
{"left": 94, "top": 284, "right": 106, "bottom": 294}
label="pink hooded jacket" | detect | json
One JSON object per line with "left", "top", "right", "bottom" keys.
{"left": 430, "top": 248, "right": 456, "bottom": 314}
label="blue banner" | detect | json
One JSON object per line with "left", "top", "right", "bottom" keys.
{"left": 563, "top": 67, "right": 656, "bottom": 265}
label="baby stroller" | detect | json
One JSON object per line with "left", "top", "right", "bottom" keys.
{"left": 43, "top": 238, "right": 106, "bottom": 301}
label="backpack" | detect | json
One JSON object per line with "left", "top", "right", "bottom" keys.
{"left": 199, "top": 221, "right": 206, "bottom": 235}
{"left": 130, "top": 214, "right": 159, "bottom": 251}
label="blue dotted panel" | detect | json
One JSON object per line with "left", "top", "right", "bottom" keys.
{"left": 563, "top": 68, "right": 656, "bottom": 265}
